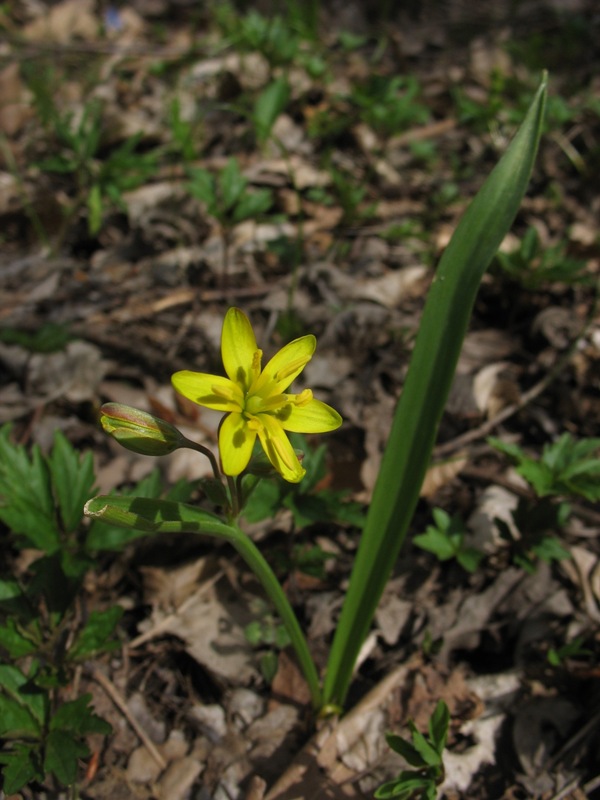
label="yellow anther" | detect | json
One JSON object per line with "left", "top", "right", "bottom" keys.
{"left": 212, "top": 383, "right": 242, "bottom": 407}
{"left": 252, "top": 349, "right": 263, "bottom": 375}
{"left": 259, "top": 393, "right": 288, "bottom": 412}
{"left": 246, "top": 416, "right": 263, "bottom": 433}
{"left": 293, "top": 389, "right": 313, "bottom": 407}
{"left": 274, "top": 355, "right": 311, "bottom": 383}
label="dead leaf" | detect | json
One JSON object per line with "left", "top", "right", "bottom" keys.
{"left": 561, "top": 546, "right": 600, "bottom": 622}
{"left": 437, "top": 568, "right": 523, "bottom": 660}
{"left": 375, "top": 592, "right": 413, "bottom": 646}
{"left": 420, "top": 455, "right": 468, "bottom": 499}
{"left": 472, "top": 361, "right": 521, "bottom": 417}
{"left": 157, "top": 755, "right": 203, "bottom": 800}
{"left": 512, "top": 696, "right": 581, "bottom": 796}
{"left": 27, "top": 341, "right": 106, "bottom": 403}
{"left": 271, "top": 650, "right": 312, "bottom": 708}
{"left": 350, "top": 266, "right": 429, "bottom": 308}
{"left": 466, "top": 484, "right": 520, "bottom": 553}
{"left": 23, "top": 0, "right": 98, "bottom": 42}
{"left": 441, "top": 671, "right": 521, "bottom": 794}
{"left": 127, "top": 746, "right": 162, "bottom": 785}
{"left": 532, "top": 306, "right": 581, "bottom": 349}
{"left": 457, "top": 329, "right": 517, "bottom": 374}
{"left": 0, "top": 63, "right": 31, "bottom": 136}
{"left": 138, "top": 568, "right": 259, "bottom": 684}
{"left": 0, "top": 173, "right": 25, "bottom": 216}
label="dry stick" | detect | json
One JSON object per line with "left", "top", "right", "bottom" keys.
{"left": 584, "top": 774, "right": 600, "bottom": 795}
{"left": 544, "top": 708, "right": 600, "bottom": 800}
{"left": 434, "top": 287, "right": 599, "bottom": 460}
{"left": 434, "top": 357, "right": 567, "bottom": 459}
{"left": 91, "top": 668, "right": 167, "bottom": 771}
{"left": 546, "top": 778, "right": 583, "bottom": 800}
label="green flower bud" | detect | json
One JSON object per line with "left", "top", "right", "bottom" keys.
{"left": 100, "top": 403, "right": 185, "bottom": 456}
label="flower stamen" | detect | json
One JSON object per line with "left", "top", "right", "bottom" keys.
{"left": 212, "top": 383, "right": 243, "bottom": 408}
{"left": 274, "top": 356, "right": 312, "bottom": 383}
{"left": 292, "top": 389, "right": 313, "bottom": 407}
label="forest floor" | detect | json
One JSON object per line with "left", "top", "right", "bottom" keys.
{"left": 1, "top": 1, "right": 600, "bottom": 798}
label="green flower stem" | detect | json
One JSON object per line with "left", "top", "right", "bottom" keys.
{"left": 226, "top": 474, "right": 240, "bottom": 518}
{"left": 84, "top": 495, "right": 322, "bottom": 710}
{"left": 186, "top": 439, "right": 222, "bottom": 483}
{"left": 227, "top": 521, "right": 322, "bottom": 711}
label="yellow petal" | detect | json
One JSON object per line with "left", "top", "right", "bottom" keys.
{"left": 172, "top": 371, "right": 243, "bottom": 412}
{"left": 277, "top": 398, "right": 343, "bottom": 433}
{"left": 221, "top": 308, "right": 260, "bottom": 392}
{"left": 257, "top": 414, "right": 305, "bottom": 483}
{"left": 219, "top": 412, "right": 257, "bottom": 475}
{"left": 252, "top": 335, "right": 316, "bottom": 395}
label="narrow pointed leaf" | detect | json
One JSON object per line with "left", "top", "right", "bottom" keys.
{"left": 385, "top": 733, "right": 425, "bottom": 767}
{"left": 410, "top": 726, "right": 441, "bottom": 767}
{"left": 429, "top": 700, "right": 450, "bottom": 752}
{"left": 323, "top": 75, "right": 547, "bottom": 708}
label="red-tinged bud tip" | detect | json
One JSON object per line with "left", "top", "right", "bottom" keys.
{"left": 100, "top": 403, "right": 185, "bottom": 456}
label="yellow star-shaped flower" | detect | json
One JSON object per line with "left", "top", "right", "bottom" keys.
{"left": 171, "top": 308, "right": 342, "bottom": 482}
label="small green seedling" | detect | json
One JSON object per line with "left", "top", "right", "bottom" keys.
{"left": 252, "top": 75, "right": 291, "bottom": 146}
{"left": 350, "top": 75, "right": 430, "bottom": 139}
{"left": 225, "top": 8, "right": 300, "bottom": 69}
{"left": 187, "top": 157, "right": 273, "bottom": 275}
{"left": 489, "top": 433, "right": 600, "bottom": 572}
{"left": 414, "top": 508, "right": 483, "bottom": 573}
{"left": 0, "top": 323, "right": 72, "bottom": 353}
{"left": 375, "top": 700, "right": 449, "bottom": 800}
{"left": 245, "top": 601, "right": 292, "bottom": 684}
{"left": 547, "top": 636, "right": 592, "bottom": 667}
{"left": 328, "top": 165, "right": 377, "bottom": 227}
{"left": 495, "top": 226, "right": 590, "bottom": 288}
{"left": 0, "top": 427, "right": 116, "bottom": 792}
{"left": 168, "top": 96, "right": 202, "bottom": 164}
{"left": 490, "top": 433, "right": 600, "bottom": 502}
{"left": 494, "top": 496, "right": 571, "bottom": 574}
{"left": 34, "top": 98, "right": 157, "bottom": 237}
{"left": 0, "top": 425, "right": 193, "bottom": 793}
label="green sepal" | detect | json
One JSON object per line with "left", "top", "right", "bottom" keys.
{"left": 84, "top": 495, "right": 236, "bottom": 540}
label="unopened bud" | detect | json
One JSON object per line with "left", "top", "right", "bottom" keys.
{"left": 100, "top": 402, "right": 185, "bottom": 456}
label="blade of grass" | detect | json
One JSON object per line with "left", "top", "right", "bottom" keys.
{"left": 323, "top": 74, "right": 548, "bottom": 710}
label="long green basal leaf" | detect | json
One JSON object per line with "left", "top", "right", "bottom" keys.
{"left": 323, "top": 75, "right": 547, "bottom": 709}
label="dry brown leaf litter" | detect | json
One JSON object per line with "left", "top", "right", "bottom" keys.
{"left": 1, "top": 0, "right": 600, "bottom": 797}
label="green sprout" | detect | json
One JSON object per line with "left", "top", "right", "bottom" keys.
{"left": 187, "top": 158, "right": 274, "bottom": 277}
{"left": 489, "top": 433, "right": 599, "bottom": 572}
{"left": 495, "top": 226, "right": 591, "bottom": 288}
{"left": 414, "top": 508, "right": 483, "bottom": 573}
{"left": 375, "top": 700, "right": 449, "bottom": 800}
